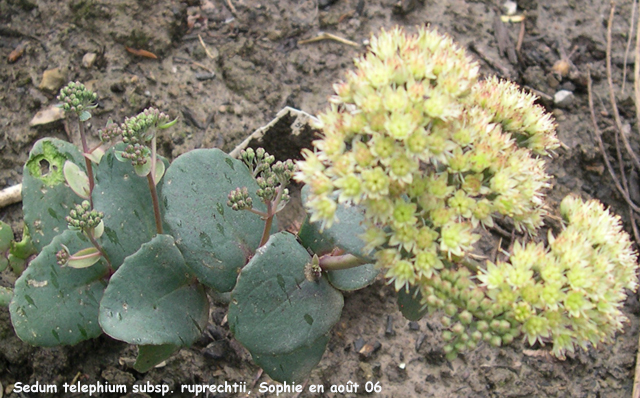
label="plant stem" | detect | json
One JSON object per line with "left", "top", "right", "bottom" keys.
{"left": 147, "top": 174, "right": 163, "bottom": 235}
{"left": 87, "top": 232, "right": 112, "bottom": 270}
{"left": 77, "top": 117, "right": 95, "bottom": 207}
{"left": 147, "top": 136, "right": 163, "bottom": 234}
{"left": 319, "top": 253, "right": 368, "bottom": 271}
{"left": 258, "top": 202, "right": 274, "bottom": 247}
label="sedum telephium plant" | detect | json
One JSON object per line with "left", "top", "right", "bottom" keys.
{"left": 0, "top": 27, "right": 637, "bottom": 383}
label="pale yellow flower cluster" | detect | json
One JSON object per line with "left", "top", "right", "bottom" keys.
{"left": 296, "top": 26, "right": 557, "bottom": 291}
{"left": 295, "top": 26, "right": 638, "bottom": 359}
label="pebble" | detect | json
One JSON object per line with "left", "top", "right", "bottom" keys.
{"left": 82, "top": 52, "right": 97, "bottom": 68}
{"left": 554, "top": 90, "right": 574, "bottom": 108}
{"left": 408, "top": 321, "right": 420, "bottom": 331}
{"left": 29, "top": 105, "right": 65, "bottom": 127}
{"left": 385, "top": 315, "right": 395, "bottom": 336}
{"left": 195, "top": 72, "right": 216, "bottom": 81}
{"left": 503, "top": 1, "right": 517, "bottom": 15}
{"left": 202, "top": 340, "right": 232, "bottom": 361}
{"left": 358, "top": 341, "right": 381, "bottom": 359}
{"left": 38, "top": 67, "right": 67, "bottom": 93}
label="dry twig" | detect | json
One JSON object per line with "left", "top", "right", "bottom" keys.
{"left": 586, "top": 69, "right": 640, "bottom": 214}
{"left": 622, "top": 0, "right": 637, "bottom": 94}
{"left": 0, "top": 184, "right": 21, "bottom": 209}
{"left": 298, "top": 32, "right": 360, "bottom": 47}
{"left": 198, "top": 34, "right": 215, "bottom": 59}
{"left": 607, "top": 3, "right": 640, "bottom": 171}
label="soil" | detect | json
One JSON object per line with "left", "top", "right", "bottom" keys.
{"left": 1, "top": 0, "right": 640, "bottom": 397}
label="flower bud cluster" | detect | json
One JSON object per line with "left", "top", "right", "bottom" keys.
{"left": 66, "top": 200, "right": 104, "bottom": 230}
{"left": 98, "top": 120, "right": 123, "bottom": 143}
{"left": 120, "top": 107, "right": 170, "bottom": 166}
{"left": 417, "top": 266, "right": 519, "bottom": 359}
{"left": 478, "top": 195, "right": 638, "bottom": 358}
{"left": 229, "top": 148, "right": 296, "bottom": 213}
{"left": 227, "top": 187, "right": 253, "bottom": 211}
{"left": 56, "top": 246, "right": 70, "bottom": 266}
{"left": 57, "top": 81, "right": 97, "bottom": 113}
{"left": 296, "top": 26, "right": 558, "bottom": 292}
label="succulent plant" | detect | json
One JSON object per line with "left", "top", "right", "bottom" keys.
{"left": 3, "top": 27, "right": 638, "bottom": 385}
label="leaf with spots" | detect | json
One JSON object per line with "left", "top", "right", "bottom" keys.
{"left": 9, "top": 229, "right": 108, "bottom": 346}
{"left": 99, "top": 234, "right": 208, "bottom": 346}
{"left": 92, "top": 145, "right": 170, "bottom": 269}
{"left": 22, "top": 139, "right": 87, "bottom": 251}
{"left": 161, "top": 148, "right": 272, "bottom": 292}
{"left": 228, "top": 232, "right": 343, "bottom": 383}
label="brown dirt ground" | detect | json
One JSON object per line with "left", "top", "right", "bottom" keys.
{"left": 1, "top": 0, "right": 640, "bottom": 397}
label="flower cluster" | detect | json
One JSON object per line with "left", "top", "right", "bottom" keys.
{"left": 296, "top": 26, "right": 637, "bottom": 359}
{"left": 66, "top": 200, "right": 104, "bottom": 231}
{"left": 57, "top": 81, "right": 97, "bottom": 114}
{"left": 475, "top": 195, "right": 638, "bottom": 358}
{"left": 296, "top": 26, "right": 558, "bottom": 291}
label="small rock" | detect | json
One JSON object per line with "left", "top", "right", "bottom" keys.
{"left": 503, "top": 1, "right": 517, "bottom": 15}
{"left": 82, "top": 52, "right": 97, "bottom": 68}
{"left": 353, "top": 337, "right": 365, "bottom": 352}
{"left": 358, "top": 341, "right": 381, "bottom": 359}
{"left": 385, "top": 315, "right": 395, "bottom": 336}
{"left": 203, "top": 340, "right": 232, "bottom": 361}
{"left": 29, "top": 105, "right": 65, "bottom": 127}
{"left": 195, "top": 72, "right": 216, "bottom": 81}
{"left": 554, "top": 90, "right": 574, "bottom": 108}
{"left": 408, "top": 321, "right": 420, "bottom": 331}
{"left": 38, "top": 67, "right": 67, "bottom": 93}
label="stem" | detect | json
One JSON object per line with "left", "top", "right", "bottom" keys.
{"left": 147, "top": 174, "right": 163, "bottom": 235}
{"left": 318, "top": 253, "right": 368, "bottom": 271}
{"left": 87, "top": 232, "right": 112, "bottom": 270}
{"left": 258, "top": 201, "right": 274, "bottom": 247}
{"left": 147, "top": 136, "right": 163, "bottom": 235}
{"left": 248, "top": 208, "right": 269, "bottom": 218}
{"left": 77, "top": 117, "right": 95, "bottom": 207}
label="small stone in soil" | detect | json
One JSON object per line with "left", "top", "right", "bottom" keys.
{"left": 415, "top": 333, "right": 426, "bottom": 351}
{"left": 38, "top": 67, "right": 68, "bottom": 93}
{"left": 196, "top": 72, "right": 216, "bottom": 81}
{"left": 203, "top": 340, "right": 234, "bottom": 361}
{"left": 82, "top": 53, "right": 97, "bottom": 68}
{"left": 353, "top": 337, "right": 365, "bottom": 352}
{"left": 554, "top": 90, "right": 574, "bottom": 108}
{"left": 409, "top": 321, "right": 420, "bottom": 330}
{"left": 358, "top": 341, "right": 381, "bottom": 359}
{"left": 385, "top": 315, "right": 395, "bottom": 336}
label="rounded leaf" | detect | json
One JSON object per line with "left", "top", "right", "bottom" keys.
{"left": 162, "top": 148, "right": 271, "bottom": 292}
{"left": 229, "top": 232, "right": 343, "bottom": 356}
{"left": 327, "top": 263, "right": 379, "bottom": 292}
{"left": 299, "top": 185, "right": 371, "bottom": 260}
{"left": 23, "top": 139, "right": 87, "bottom": 250}
{"left": 64, "top": 160, "right": 90, "bottom": 199}
{"left": 10, "top": 229, "right": 109, "bottom": 346}
{"left": 99, "top": 234, "right": 209, "bottom": 346}
{"left": 398, "top": 286, "right": 428, "bottom": 321}
{"left": 67, "top": 247, "right": 101, "bottom": 269}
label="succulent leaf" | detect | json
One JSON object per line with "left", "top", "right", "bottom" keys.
{"left": 99, "top": 234, "right": 209, "bottom": 346}
{"left": 228, "top": 232, "right": 343, "bottom": 363}
{"left": 162, "top": 148, "right": 271, "bottom": 292}
{"left": 10, "top": 229, "right": 108, "bottom": 346}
